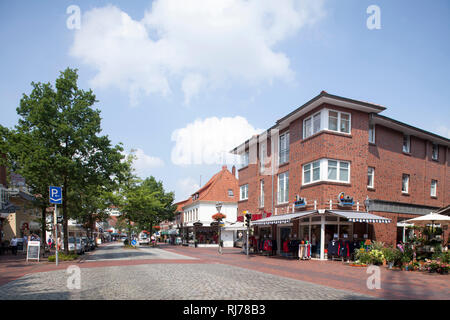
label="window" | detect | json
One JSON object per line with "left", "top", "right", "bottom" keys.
{"left": 259, "top": 180, "right": 264, "bottom": 208}
{"left": 241, "top": 151, "right": 249, "bottom": 168}
{"left": 328, "top": 111, "right": 338, "bottom": 131}
{"left": 369, "top": 124, "right": 375, "bottom": 144}
{"left": 260, "top": 142, "right": 266, "bottom": 173}
{"left": 367, "top": 167, "right": 375, "bottom": 188}
{"left": 303, "top": 159, "right": 351, "bottom": 185}
{"left": 431, "top": 180, "right": 437, "bottom": 197}
{"left": 403, "top": 135, "right": 410, "bottom": 153}
{"left": 278, "top": 172, "right": 289, "bottom": 204}
{"left": 228, "top": 189, "right": 234, "bottom": 197}
{"left": 303, "top": 160, "right": 321, "bottom": 184}
{"left": 432, "top": 143, "right": 439, "bottom": 160}
{"left": 402, "top": 174, "right": 409, "bottom": 193}
{"left": 240, "top": 184, "right": 248, "bottom": 200}
{"left": 327, "top": 160, "right": 349, "bottom": 182}
{"left": 304, "top": 112, "right": 321, "bottom": 138}
{"left": 328, "top": 110, "right": 351, "bottom": 134}
{"left": 279, "top": 132, "right": 290, "bottom": 164}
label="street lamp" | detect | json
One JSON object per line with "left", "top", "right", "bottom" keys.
{"left": 216, "top": 202, "right": 223, "bottom": 254}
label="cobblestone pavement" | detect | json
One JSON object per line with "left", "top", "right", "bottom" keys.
{"left": 84, "top": 243, "right": 196, "bottom": 261}
{"left": 0, "top": 263, "right": 373, "bottom": 300}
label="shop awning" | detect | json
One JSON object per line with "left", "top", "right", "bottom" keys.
{"left": 252, "top": 211, "right": 318, "bottom": 225}
{"left": 327, "top": 210, "right": 391, "bottom": 223}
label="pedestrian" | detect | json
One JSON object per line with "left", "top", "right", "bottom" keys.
{"left": 10, "top": 236, "right": 18, "bottom": 255}
{"left": 23, "top": 235, "right": 28, "bottom": 251}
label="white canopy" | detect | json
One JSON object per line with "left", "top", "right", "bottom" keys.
{"left": 405, "top": 212, "right": 450, "bottom": 224}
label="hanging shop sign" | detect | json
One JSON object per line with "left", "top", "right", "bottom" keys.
{"left": 294, "top": 196, "right": 307, "bottom": 209}
{"left": 338, "top": 192, "right": 354, "bottom": 207}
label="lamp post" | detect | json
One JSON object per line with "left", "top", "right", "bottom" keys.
{"left": 216, "top": 202, "right": 223, "bottom": 254}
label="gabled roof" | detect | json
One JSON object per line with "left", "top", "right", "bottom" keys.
{"left": 181, "top": 165, "right": 238, "bottom": 210}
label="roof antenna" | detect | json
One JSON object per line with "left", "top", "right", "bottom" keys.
{"left": 199, "top": 175, "right": 202, "bottom": 188}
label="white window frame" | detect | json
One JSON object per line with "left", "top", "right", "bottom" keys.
{"left": 403, "top": 135, "right": 411, "bottom": 153}
{"left": 432, "top": 143, "right": 439, "bottom": 160}
{"left": 259, "top": 179, "right": 264, "bottom": 208}
{"left": 277, "top": 171, "right": 289, "bottom": 204}
{"left": 279, "top": 132, "right": 290, "bottom": 165}
{"left": 402, "top": 174, "right": 410, "bottom": 194}
{"left": 369, "top": 123, "right": 375, "bottom": 144}
{"left": 228, "top": 189, "right": 234, "bottom": 197}
{"left": 241, "top": 151, "right": 249, "bottom": 168}
{"left": 303, "top": 111, "right": 322, "bottom": 139}
{"left": 327, "top": 109, "right": 351, "bottom": 134}
{"left": 431, "top": 180, "right": 437, "bottom": 197}
{"left": 303, "top": 159, "right": 350, "bottom": 185}
{"left": 367, "top": 167, "right": 375, "bottom": 188}
{"left": 260, "top": 142, "right": 266, "bottom": 173}
{"left": 240, "top": 184, "right": 248, "bottom": 201}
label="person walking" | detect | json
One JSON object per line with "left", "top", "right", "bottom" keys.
{"left": 10, "top": 236, "right": 18, "bottom": 255}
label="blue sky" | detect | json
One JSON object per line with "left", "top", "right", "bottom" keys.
{"left": 1, "top": 0, "right": 449, "bottom": 202}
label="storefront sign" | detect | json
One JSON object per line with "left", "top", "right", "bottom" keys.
{"left": 294, "top": 197, "right": 306, "bottom": 208}
{"left": 338, "top": 192, "right": 354, "bottom": 207}
{"left": 26, "top": 240, "right": 40, "bottom": 262}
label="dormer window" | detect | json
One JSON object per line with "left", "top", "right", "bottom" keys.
{"left": 192, "top": 193, "right": 199, "bottom": 201}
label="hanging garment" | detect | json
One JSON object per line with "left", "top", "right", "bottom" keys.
{"left": 283, "top": 241, "right": 289, "bottom": 253}
{"left": 328, "top": 240, "right": 339, "bottom": 256}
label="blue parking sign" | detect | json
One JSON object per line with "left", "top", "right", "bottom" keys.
{"left": 49, "top": 186, "right": 62, "bottom": 204}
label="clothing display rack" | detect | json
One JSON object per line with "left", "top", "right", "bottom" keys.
{"left": 298, "top": 242, "right": 311, "bottom": 260}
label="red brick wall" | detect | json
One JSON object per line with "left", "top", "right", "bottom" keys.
{"left": 237, "top": 101, "right": 449, "bottom": 247}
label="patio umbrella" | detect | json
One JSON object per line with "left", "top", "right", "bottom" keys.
{"left": 405, "top": 212, "right": 450, "bottom": 231}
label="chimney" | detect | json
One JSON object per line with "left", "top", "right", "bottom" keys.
{"left": 232, "top": 165, "right": 236, "bottom": 176}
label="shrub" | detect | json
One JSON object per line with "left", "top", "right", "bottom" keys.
{"left": 382, "top": 247, "right": 397, "bottom": 263}
{"left": 368, "top": 249, "right": 385, "bottom": 265}
{"left": 371, "top": 241, "right": 385, "bottom": 251}
{"left": 123, "top": 239, "right": 129, "bottom": 246}
{"left": 48, "top": 253, "right": 78, "bottom": 262}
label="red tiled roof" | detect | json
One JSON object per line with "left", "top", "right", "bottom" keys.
{"left": 180, "top": 165, "right": 238, "bottom": 208}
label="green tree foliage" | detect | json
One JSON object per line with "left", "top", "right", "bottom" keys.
{"left": 113, "top": 151, "right": 176, "bottom": 238}
{"left": 2, "top": 68, "right": 126, "bottom": 253}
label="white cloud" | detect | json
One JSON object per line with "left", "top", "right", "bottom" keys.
{"left": 176, "top": 177, "right": 200, "bottom": 201}
{"left": 171, "top": 116, "right": 262, "bottom": 165}
{"left": 70, "top": 0, "right": 325, "bottom": 105}
{"left": 124, "top": 148, "right": 164, "bottom": 177}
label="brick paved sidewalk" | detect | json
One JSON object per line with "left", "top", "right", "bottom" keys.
{"left": 162, "top": 244, "right": 450, "bottom": 300}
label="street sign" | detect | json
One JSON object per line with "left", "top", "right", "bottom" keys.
{"left": 49, "top": 186, "right": 62, "bottom": 204}
{"left": 131, "top": 239, "right": 137, "bottom": 246}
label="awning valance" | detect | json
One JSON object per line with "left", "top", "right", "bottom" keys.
{"left": 327, "top": 210, "right": 391, "bottom": 223}
{"left": 252, "top": 211, "right": 317, "bottom": 225}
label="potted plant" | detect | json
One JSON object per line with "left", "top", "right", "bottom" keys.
{"left": 382, "top": 247, "right": 396, "bottom": 269}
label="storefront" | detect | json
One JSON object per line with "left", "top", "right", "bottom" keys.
{"left": 252, "top": 210, "right": 391, "bottom": 260}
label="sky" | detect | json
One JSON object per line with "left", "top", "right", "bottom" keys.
{"left": 1, "top": 0, "right": 449, "bottom": 202}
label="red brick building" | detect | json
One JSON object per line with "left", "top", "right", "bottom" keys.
{"left": 231, "top": 91, "right": 449, "bottom": 259}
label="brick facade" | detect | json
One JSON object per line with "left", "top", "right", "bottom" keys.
{"left": 234, "top": 92, "right": 449, "bottom": 246}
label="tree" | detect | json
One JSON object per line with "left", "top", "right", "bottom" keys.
{"left": 113, "top": 151, "right": 176, "bottom": 240}
{"left": 4, "top": 68, "right": 126, "bottom": 253}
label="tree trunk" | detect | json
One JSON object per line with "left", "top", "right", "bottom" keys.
{"left": 41, "top": 206, "right": 46, "bottom": 249}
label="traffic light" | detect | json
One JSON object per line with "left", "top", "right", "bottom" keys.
{"left": 245, "top": 213, "right": 252, "bottom": 228}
